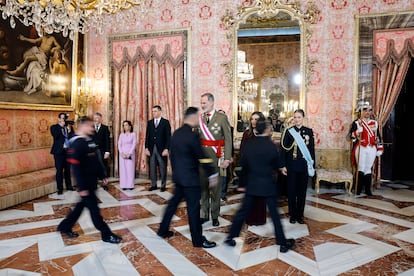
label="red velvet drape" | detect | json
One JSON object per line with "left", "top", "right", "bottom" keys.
{"left": 111, "top": 37, "right": 185, "bottom": 177}
{"left": 372, "top": 39, "right": 414, "bottom": 184}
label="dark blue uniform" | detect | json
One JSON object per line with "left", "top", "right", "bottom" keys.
{"left": 157, "top": 124, "right": 215, "bottom": 247}
{"left": 281, "top": 126, "right": 315, "bottom": 222}
{"left": 227, "top": 136, "right": 288, "bottom": 245}
{"left": 57, "top": 136, "right": 113, "bottom": 239}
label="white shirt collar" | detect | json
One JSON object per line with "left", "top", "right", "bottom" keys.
{"left": 206, "top": 110, "right": 215, "bottom": 117}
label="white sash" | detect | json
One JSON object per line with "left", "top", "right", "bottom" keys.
{"left": 360, "top": 119, "right": 375, "bottom": 140}
{"left": 199, "top": 114, "right": 217, "bottom": 154}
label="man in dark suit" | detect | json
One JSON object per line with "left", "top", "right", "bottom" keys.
{"left": 145, "top": 105, "right": 171, "bottom": 192}
{"left": 157, "top": 107, "right": 217, "bottom": 248}
{"left": 224, "top": 119, "right": 295, "bottom": 253}
{"left": 93, "top": 112, "right": 111, "bottom": 176}
{"left": 50, "top": 112, "right": 73, "bottom": 194}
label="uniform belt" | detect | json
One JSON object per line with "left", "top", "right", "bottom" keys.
{"left": 200, "top": 139, "right": 224, "bottom": 158}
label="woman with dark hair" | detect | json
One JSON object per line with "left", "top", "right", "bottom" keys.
{"left": 238, "top": 111, "right": 270, "bottom": 226}
{"left": 118, "top": 120, "right": 137, "bottom": 190}
{"left": 280, "top": 109, "right": 315, "bottom": 224}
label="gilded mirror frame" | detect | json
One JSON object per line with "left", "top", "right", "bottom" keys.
{"left": 221, "top": 0, "right": 319, "bottom": 127}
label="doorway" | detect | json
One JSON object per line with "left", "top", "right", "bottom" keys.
{"left": 381, "top": 59, "right": 414, "bottom": 181}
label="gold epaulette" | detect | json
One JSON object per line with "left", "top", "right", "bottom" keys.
{"left": 199, "top": 158, "right": 213, "bottom": 163}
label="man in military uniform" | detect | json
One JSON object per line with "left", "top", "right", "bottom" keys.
{"left": 349, "top": 101, "right": 383, "bottom": 196}
{"left": 199, "top": 93, "right": 232, "bottom": 226}
{"left": 57, "top": 116, "right": 122, "bottom": 244}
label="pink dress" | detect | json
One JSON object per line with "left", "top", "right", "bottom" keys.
{"left": 118, "top": 132, "right": 137, "bottom": 189}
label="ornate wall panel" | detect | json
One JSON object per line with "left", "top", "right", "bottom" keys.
{"left": 85, "top": 0, "right": 414, "bottom": 171}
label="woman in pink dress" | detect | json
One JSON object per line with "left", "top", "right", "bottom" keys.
{"left": 118, "top": 120, "right": 137, "bottom": 190}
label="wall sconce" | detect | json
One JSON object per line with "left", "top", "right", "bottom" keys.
{"left": 76, "top": 78, "right": 95, "bottom": 119}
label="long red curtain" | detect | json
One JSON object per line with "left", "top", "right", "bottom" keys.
{"left": 372, "top": 39, "right": 414, "bottom": 183}
{"left": 111, "top": 35, "right": 185, "bottom": 177}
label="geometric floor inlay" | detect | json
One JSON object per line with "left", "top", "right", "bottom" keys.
{"left": 1, "top": 179, "right": 414, "bottom": 275}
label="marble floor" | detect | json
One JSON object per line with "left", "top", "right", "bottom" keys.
{"left": 1, "top": 179, "right": 414, "bottom": 276}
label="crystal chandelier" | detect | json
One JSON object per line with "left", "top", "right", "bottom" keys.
{"left": 1, "top": 0, "right": 155, "bottom": 40}
{"left": 237, "top": 50, "right": 254, "bottom": 81}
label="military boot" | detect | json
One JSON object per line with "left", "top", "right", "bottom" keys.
{"left": 356, "top": 171, "right": 364, "bottom": 195}
{"left": 364, "top": 173, "right": 373, "bottom": 196}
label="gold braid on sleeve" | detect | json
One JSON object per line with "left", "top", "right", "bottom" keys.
{"left": 280, "top": 127, "right": 296, "bottom": 151}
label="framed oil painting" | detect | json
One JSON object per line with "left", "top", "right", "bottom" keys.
{"left": 0, "top": 17, "right": 78, "bottom": 110}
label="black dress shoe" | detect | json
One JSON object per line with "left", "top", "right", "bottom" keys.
{"left": 202, "top": 239, "right": 216, "bottom": 248}
{"left": 60, "top": 231, "right": 79, "bottom": 238}
{"left": 57, "top": 190, "right": 63, "bottom": 195}
{"left": 297, "top": 218, "right": 305, "bottom": 224}
{"left": 160, "top": 187, "right": 166, "bottom": 192}
{"left": 221, "top": 196, "right": 227, "bottom": 202}
{"left": 148, "top": 186, "right": 157, "bottom": 191}
{"left": 103, "top": 234, "right": 122, "bottom": 244}
{"left": 212, "top": 219, "right": 220, "bottom": 226}
{"left": 157, "top": 230, "right": 174, "bottom": 238}
{"left": 224, "top": 237, "right": 236, "bottom": 247}
{"left": 289, "top": 218, "right": 296, "bottom": 224}
{"left": 195, "top": 237, "right": 216, "bottom": 248}
{"left": 200, "top": 217, "right": 209, "bottom": 224}
{"left": 67, "top": 187, "right": 74, "bottom": 191}
{"left": 279, "top": 238, "right": 295, "bottom": 253}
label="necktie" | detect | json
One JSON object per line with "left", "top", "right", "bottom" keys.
{"left": 206, "top": 113, "right": 211, "bottom": 124}
{"left": 155, "top": 119, "right": 159, "bottom": 128}
{"left": 95, "top": 125, "right": 99, "bottom": 132}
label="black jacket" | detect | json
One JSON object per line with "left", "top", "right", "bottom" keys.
{"left": 281, "top": 126, "right": 315, "bottom": 173}
{"left": 50, "top": 123, "right": 72, "bottom": 155}
{"left": 170, "top": 124, "right": 215, "bottom": 187}
{"left": 93, "top": 124, "right": 111, "bottom": 154}
{"left": 239, "top": 136, "right": 283, "bottom": 197}
{"left": 67, "top": 136, "right": 106, "bottom": 192}
{"left": 145, "top": 117, "right": 171, "bottom": 153}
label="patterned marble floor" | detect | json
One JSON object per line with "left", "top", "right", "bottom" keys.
{"left": 1, "top": 179, "right": 414, "bottom": 276}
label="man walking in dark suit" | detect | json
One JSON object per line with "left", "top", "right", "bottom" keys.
{"left": 157, "top": 107, "right": 217, "bottom": 248}
{"left": 145, "top": 105, "right": 171, "bottom": 192}
{"left": 93, "top": 112, "right": 111, "bottom": 176}
{"left": 224, "top": 119, "right": 295, "bottom": 253}
{"left": 50, "top": 112, "right": 73, "bottom": 195}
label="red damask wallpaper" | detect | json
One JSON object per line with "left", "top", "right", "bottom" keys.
{"left": 85, "top": 0, "right": 414, "bottom": 154}
{"left": 0, "top": 109, "right": 63, "bottom": 152}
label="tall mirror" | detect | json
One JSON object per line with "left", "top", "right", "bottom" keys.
{"left": 237, "top": 13, "right": 301, "bottom": 133}
{"left": 221, "top": 1, "right": 319, "bottom": 135}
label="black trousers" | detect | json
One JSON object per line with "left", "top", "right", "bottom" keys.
{"left": 228, "top": 194, "right": 287, "bottom": 245}
{"left": 53, "top": 153, "right": 72, "bottom": 192}
{"left": 158, "top": 185, "right": 203, "bottom": 246}
{"left": 150, "top": 146, "right": 167, "bottom": 188}
{"left": 287, "top": 171, "right": 308, "bottom": 220}
{"left": 57, "top": 192, "right": 112, "bottom": 239}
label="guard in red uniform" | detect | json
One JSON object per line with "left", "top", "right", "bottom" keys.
{"left": 349, "top": 102, "right": 383, "bottom": 196}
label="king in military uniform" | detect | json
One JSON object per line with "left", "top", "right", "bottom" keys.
{"left": 199, "top": 93, "right": 233, "bottom": 227}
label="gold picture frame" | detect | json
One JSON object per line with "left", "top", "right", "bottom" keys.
{"left": 0, "top": 17, "right": 78, "bottom": 111}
